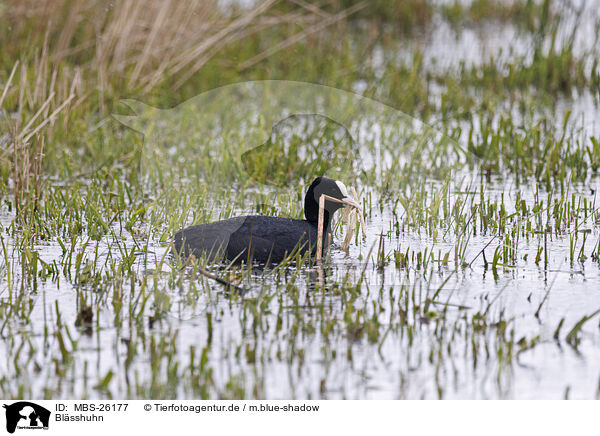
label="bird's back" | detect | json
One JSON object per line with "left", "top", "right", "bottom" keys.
{"left": 173, "top": 215, "right": 325, "bottom": 264}
{"left": 173, "top": 216, "right": 246, "bottom": 261}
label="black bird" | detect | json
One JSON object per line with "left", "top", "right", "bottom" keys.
{"left": 173, "top": 177, "right": 359, "bottom": 264}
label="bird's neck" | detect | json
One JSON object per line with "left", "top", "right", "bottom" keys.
{"left": 312, "top": 210, "right": 333, "bottom": 252}
{"left": 308, "top": 210, "right": 331, "bottom": 230}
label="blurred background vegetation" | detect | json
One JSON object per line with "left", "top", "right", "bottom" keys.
{"left": 0, "top": 0, "right": 599, "bottom": 216}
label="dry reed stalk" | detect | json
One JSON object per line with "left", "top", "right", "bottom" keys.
{"left": 170, "top": 0, "right": 279, "bottom": 89}
{"left": 0, "top": 61, "right": 18, "bottom": 109}
{"left": 5, "top": 0, "right": 363, "bottom": 94}
{"left": 341, "top": 204, "right": 357, "bottom": 251}
{"left": 340, "top": 186, "right": 367, "bottom": 250}
{"left": 317, "top": 194, "right": 326, "bottom": 259}
{"left": 1, "top": 48, "right": 77, "bottom": 219}
{"left": 9, "top": 87, "right": 74, "bottom": 218}
{"left": 289, "top": 0, "right": 332, "bottom": 19}
{"left": 351, "top": 186, "right": 367, "bottom": 238}
{"left": 11, "top": 133, "right": 44, "bottom": 219}
{"left": 239, "top": 0, "right": 367, "bottom": 71}
{"left": 316, "top": 188, "right": 366, "bottom": 261}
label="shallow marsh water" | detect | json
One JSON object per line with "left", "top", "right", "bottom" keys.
{"left": 1, "top": 173, "right": 600, "bottom": 399}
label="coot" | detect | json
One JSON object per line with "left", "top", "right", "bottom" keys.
{"left": 173, "top": 177, "right": 359, "bottom": 264}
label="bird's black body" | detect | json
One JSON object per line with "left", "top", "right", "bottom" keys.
{"left": 174, "top": 215, "right": 327, "bottom": 263}
{"left": 173, "top": 177, "right": 351, "bottom": 264}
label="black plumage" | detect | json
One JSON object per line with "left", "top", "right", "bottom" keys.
{"left": 173, "top": 177, "right": 354, "bottom": 264}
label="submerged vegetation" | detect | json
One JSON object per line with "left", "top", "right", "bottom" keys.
{"left": 0, "top": 0, "right": 600, "bottom": 399}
